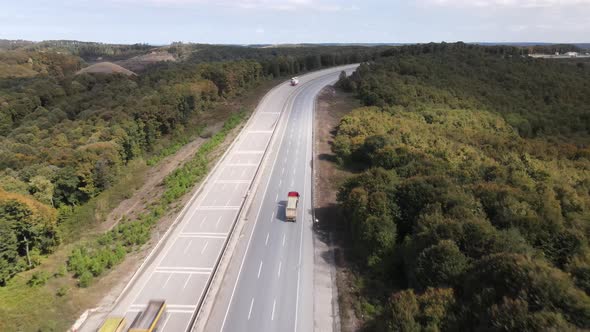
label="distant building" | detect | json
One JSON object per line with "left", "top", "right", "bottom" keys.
{"left": 566, "top": 52, "right": 578, "bottom": 57}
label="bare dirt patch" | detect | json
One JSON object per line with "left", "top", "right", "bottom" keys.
{"left": 76, "top": 62, "right": 136, "bottom": 76}
{"left": 116, "top": 51, "right": 176, "bottom": 72}
{"left": 314, "top": 85, "right": 362, "bottom": 332}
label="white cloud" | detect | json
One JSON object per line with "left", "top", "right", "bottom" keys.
{"left": 422, "top": 0, "right": 590, "bottom": 8}
{"left": 118, "top": 0, "right": 355, "bottom": 11}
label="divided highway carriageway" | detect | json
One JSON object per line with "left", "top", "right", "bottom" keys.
{"left": 84, "top": 64, "right": 358, "bottom": 332}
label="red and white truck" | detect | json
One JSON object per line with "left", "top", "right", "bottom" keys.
{"left": 286, "top": 191, "right": 300, "bottom": 222}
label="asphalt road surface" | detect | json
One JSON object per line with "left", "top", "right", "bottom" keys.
{"left": 203, "top": 65, "right": 358, "bottom": 332}
{"left": 86, "top": 65, "right": 357, "bottom": 332}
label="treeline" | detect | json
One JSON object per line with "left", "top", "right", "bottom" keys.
{"left": 339, "top": 42, "right": 590, "bottom": 138}
{"left": 23, "top": 40, "right": 154, "bottom": 61}
{"left": 0, "top": 44, "right": 368, "bottom": 285}
{"left": 169, "top": 43, "right": 386, "bottom": 78}
{"left": 333, "top": 43, "right": 590, "bottom": 330}
{"left": 528, "top": 43, "right": 584, "bottom": 54}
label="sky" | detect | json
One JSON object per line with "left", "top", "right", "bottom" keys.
{"left": 0, "top": 0, "right": 589, "bottom": 44}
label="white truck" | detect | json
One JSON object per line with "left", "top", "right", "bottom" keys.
{"left": 290, "top": 77, "right": 299, "bottom": 86}
{"left": 286, "top": 191, "right": 300, "bottom": 222}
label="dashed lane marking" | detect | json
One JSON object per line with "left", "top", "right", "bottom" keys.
{"left": 248, "top": 298, "right": 255, "bottom": 320}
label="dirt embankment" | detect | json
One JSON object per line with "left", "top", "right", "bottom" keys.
{"left": 76, "top": 62, "right": 136, "bottom": 76}
{"left": 116, "top": 51, "right": 176, "bottom": 72}
{"left": 314, "top": 86, "right": 363, "bottom": 332}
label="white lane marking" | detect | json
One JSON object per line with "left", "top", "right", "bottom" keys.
{"left": 291, "top": 179, "right": 295, "bottom": 187}
{"left": 221, "top": 80, "right": 297, "bottom": 331}
{"left": 183, "top": 274, "right": 192, "bottom": 289}
{"left": 216, "top": 180, "right": 250, "bottom": 184}
{"left": 278, "top": 261, "right": 282, "bottom": 278}
{"left": 180, "top": 232, "right": 227, "bottom": 236}
{"left": 178, "top": 234, "right": 226, "bottom": 239}
{"left": 271, "top": 299, "right": 276, "bottom": 321}
{"left": 275, "top": 193, "right": 279, "bottom": 202}
{"left": 154, "top": 270, "right": 210, "bottom": 275}
{"left": 201, "top": 241, "right": 209, "bottom": 254}
{"left": 215, "top": 215, "right": 222, "bottom": 229}
{"left": 160, "top": 314, "right": 172, "bottom": 330}
{"left": 156, "top": 267, "right": 212, "bottom": 273}
{"left": 163, "top": 274, "right": 173, "bottom": 288}
{"left": 197, "top": 206, "right": 240, "bottom": 210}
{"left": 284, "top": 157, "right": 288, "bottom": 164}
{"left": 271, "top": 211, "right": 275, "bottom": 222}
{"left": 265, "top": 233, "right": 270, "bottom": 246}
{"left": 258, "top": 261, "right": 263, "bottom": 279}
{"left": 281, "top": 167, "right": 285, "bottom": 175}
{"left": 234, "top": 150, "right": 264, "bottom": 154}
{"left": 248, "top": 130, "right": 273, "bottom": 134}
{"left": 199, "top": 216, "right": 208, "bottom": 229}
{"left": 282, "top": 233, "right": 286, "bottom": 247}
{"left": 248, "top": 298, "right": 255, "bottom": 320}
{"left": 183, "top": 240, "right": 192, "bottom": 254}
{"left": 279, "top": 179, "right": 282, "bottom": 186}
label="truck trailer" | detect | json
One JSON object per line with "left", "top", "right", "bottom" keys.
{"left": 128, "top": 300, "right": 167, "bottom": 332}
{"left": 286, "top": 191, "right": 300, "bottom": 222}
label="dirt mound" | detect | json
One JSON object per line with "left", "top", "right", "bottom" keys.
{"left": 116, "top": 51, "right": 176, "bottom": 72}
{"left": 76, "top": 62, "right": 136, "bottom": 76}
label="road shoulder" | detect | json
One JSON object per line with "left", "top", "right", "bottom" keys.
{"left": 313, "top": 86, "right": 361, "bottom": 332}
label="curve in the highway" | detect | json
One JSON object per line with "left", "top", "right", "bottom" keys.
{"left": 203, "top": 65, "right": 358, "bottom": 332}
{"left": 85, "top": 65, "right": 357, "bottom": 332}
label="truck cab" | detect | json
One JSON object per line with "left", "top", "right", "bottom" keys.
{"left": 98, "top": 317, "right": 127, "bottom": 332}
{"left": 286, "top": 191, "right": 300, "bottom": 222}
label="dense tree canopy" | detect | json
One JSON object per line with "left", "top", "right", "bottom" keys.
{"left": 0, "top": 43, "right": 371, "bottom": 285}
{"left": 334, "top": 43, "right": 590, "bottom": 330}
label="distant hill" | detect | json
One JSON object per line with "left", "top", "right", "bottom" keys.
{"left": 472, "top": 42, "right": 590, "bottom": 50}
{"left": 76, "top": 62, "right": 136, "bottom": 76}
{"left": 115, "top": 51, "right": 176, "bottom": 72}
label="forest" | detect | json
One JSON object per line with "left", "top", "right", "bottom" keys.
{"left": 0, "top": 42, "right": 380, "bottom": 287}
{"left": 334, "top": 43, "right": 590, "bottom": 331}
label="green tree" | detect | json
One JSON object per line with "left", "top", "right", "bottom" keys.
{"left": 414, "top": 240, "right": 468, "bottom": 289}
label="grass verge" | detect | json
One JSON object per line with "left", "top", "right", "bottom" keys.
{"left": 66, "top": 111, "right": 247, "bottom": 287}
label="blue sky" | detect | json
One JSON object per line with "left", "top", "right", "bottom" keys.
{"left": 1, "top": 0, "right": 589, "bottom": 44}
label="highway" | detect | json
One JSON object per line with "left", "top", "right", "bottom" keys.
{"left": 86, "top": 64, "right": 357, "bottom": 332}
{"left": 202, "top": 64, "right": 357, "bottom": 332}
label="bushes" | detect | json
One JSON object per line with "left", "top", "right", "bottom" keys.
{"left": 27, "top": 271, "right": 50, "bottom": 287}
{"left": 66, "top": 110, "right": 246, "bottom": 286}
